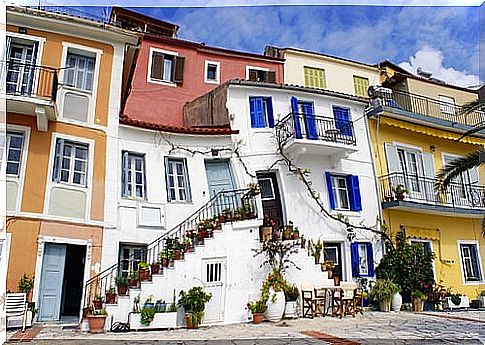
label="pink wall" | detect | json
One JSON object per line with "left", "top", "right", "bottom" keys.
{"left": 123, "top": 37, "right": 284, "bottom": 127}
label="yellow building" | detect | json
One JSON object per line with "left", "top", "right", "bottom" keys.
{"left": 368, "top": 61, "right": 485, "bottom": 300}
{"left": 5, "top": 6, "right": 137, "bottom": 321}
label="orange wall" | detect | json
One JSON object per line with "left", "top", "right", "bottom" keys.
{"left": 7, "top": 25, "right": 114, "bottom": 126}
{"left": 8, "top": 113, "right": 106, "bottom": 221}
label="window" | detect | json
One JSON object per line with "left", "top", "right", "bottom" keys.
{"left": 259, "top": 177, "right": 275, "bottom": 200}
{"left": 6, "top": 38, "right": 38, "bottom": 96}
{"left": 325, "top": 173, "right": 362, "bottom": 211}
{"left": 247, "top": 67, "right": 276, "bottom": 83}
{"left": 6, "top": 131, "right": 24, "bottom": 176}
{"left": 205, "top": 61, "right": 220, "bottom": 83}
{"left": 397, "top": 148, "right": 423, "bottom": 193}
{"left": 149, "top": 49, "right": 185, "bottom": 84}
{"left": 351, "top": 243, "right": 374, "bottom": 277}
{"left": 304, "top": 67, "right": 326, "bottom": 89}
{"left": 249, "top": 96, "right": 274, "bottom": 128}
{"left": 439, "top": 95, "right": 456, "bottom": 115}
{"left": 119, "top": 244, "right": 147, "bottom": 277}
{"left": 121, "top": 151, "right": 146, "bottom": 199}
{"left": 353, "top": 76, "right": 369, "bottom": 97}
{"left": 165, "top": 158, "right": 191, "bottom": 202}
{"left": 52, "top": 139, "right": 88, "bottom": 186}
{"left": 64, "top": 53, "right": 95, "bottom": 91}
{"left": 460, "top": 243, "right": 482, "bottom": 282}
{"left": 332, "top": 106, "right": 352, "bottom": 136}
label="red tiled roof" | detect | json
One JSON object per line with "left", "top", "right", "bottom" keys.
{"left": 120, "top": 116, "right": 237, "bottom": 135}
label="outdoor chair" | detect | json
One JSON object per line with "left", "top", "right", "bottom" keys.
{"left": 6, "top": 293, "right": 28, "bottom": 332}
{"left": 313, "top": 288, "right": 326, "bottom": 317}
{"left": 302, "top": 290, "right": 316, "bottom": 318}
{"left": 354, "top": 288, "right": 364, "bottom": 315}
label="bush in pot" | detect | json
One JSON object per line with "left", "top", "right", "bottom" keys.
{"left": 262, "top": 269, "right": 287, "bottom": 321}
{"left": 138, "top": 262, "right": 150, "bottom": 281}
{"left": 128, "top": 270, "right": 139, "bottom": 287}
{"left": 116, "top": 276, "right": 128, "bottom": 296}
{"left": 178, "top": 286, "right": 212, "bottom": 329}
{"left": 370, "top": 279, "right": 399, "bottom": 312}
{"left": 283, "top": 284, "right": 299, "bottom": 318}
{"left": 247, "top": 299, "right": 267, "bottom": 324}
{"left": 411, "top": 290, "right": 427, "bottom": 312}
{"left": 105, "top": 287, "right": 117, "bottom": 304}
{"left": 86, "top": 308, "right": 108, "bottom": 333}
{"left": 93, "top": 295, "right": 103, "bottom": 310}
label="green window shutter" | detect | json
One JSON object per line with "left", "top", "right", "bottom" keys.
{"left": 353, "top": 76, "right": 369, "bottom": 97}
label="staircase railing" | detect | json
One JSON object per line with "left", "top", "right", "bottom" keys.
{"left": 83, "top": 188, "right": 258, "bottom": 310}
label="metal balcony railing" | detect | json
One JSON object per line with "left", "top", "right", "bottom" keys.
{"left": 3, "top": 61, "right": 58, "bottom": 101}
{"left": 276, "top": 112, "right": 357, "bottom": 146}
{"left": 379, "top": 172, "right": 485, "bottom": 210}
{"left": 83, "top": 188, "right": 258, "bottom": 311}
{"left": 369, "top": 89, "right": 485, "bottom": 127}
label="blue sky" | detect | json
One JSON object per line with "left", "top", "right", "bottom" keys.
{"left": 43, "top": 3, "right": 482, "bottom": 86}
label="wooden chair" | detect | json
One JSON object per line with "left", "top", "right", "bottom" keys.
{"left": 302, "top": 290, "right": 316, "bottom": 318}
{"left": 6, "top": 293, "right": 28, "bottom": 332}
{"left": 313, "top": 288, "right": 326, "bottom": 317}
{"left": 330, "top": 289, "right": 343, "bottom": 317}
{"left": 354, "top": 288, "right": 364, "bottom": 315}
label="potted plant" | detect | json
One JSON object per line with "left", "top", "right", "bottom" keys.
{"left": 370, "top": 278, "right": 399, "bottom": 312}
{"left": 357, "top": 277, "right": 369, "bottom": 307}
{"left": 105, "top": 287, "right": 117, "bottom": 304}
{"left": 322, "top": 260, "right": 335, "bottom": 278}
{"left": 155, "top": 299, "right": 166, "bottom": 313}
{"left": 247, "top": 299, "right": 267, "bottom": 324}
{"left": 159, "top": 252, "right": 170, "bottom": 268}
{"left": 283, "top": 284, "right": 299, "bottom": 318}
{"left": 392, "top": 184, "right": 408, "bottom": 201}
{"left": 86, "top": 308, "right": 108, "bottom": 333}
{"left": 282, "top": 221, "right": 293, "bottom": 241}
{"left": 260, "top": 214, "right": 276, "bottom": 242}
{"left": 140, "top": 297, "right": 156, "bottom": 326}
{"left": 18, "top": 274, "right": 34, "bottom": 301}
{"left": 128, "top": 270, "right": 139, "bottom": 288}
{"left": 115, "top": 276, "right": 129, "bottom": 296}
{"left": 248, "top": 182, "right": 261, "bottom": 196}
{"left": 292, "top": 226, "right": 299, "bottom": 240}
{"left": 308, "top": 239, "right": 323, "bottom": 265}
{"left": 411, "top": 290, "right": 427, "bottom": 312}
{"left": 427, "top": 282, "right": 446, "bottom": 311}
{"left": 178, "top": 286, "right": 212, "bottom": 329}
{"left": 150, "top": 261, "right": 161, "bottom": 275}
{"left": 138, "top": 262, "right": 150, "bottom": 281}
{"left": 93, "top": 295, "right": 103, "bottom": 310}
{"left": 262, "top": 269, "right": 287, "bottom": 322}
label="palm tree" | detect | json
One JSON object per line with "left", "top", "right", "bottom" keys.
{"left": 435, "top": 99, "right": 485, "bottom": 236}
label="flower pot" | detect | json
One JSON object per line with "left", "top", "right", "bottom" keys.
{"left": 292, "top": 232, "right": 299, "bottom": 240}
{"left": 314, "top": 253, "right": 321, "bottom": 265}
{"left": 87, "top": 315, "right": 107, "bottom": 333}
{"left": 252, "top": 313, "right": 264, "bottom": 324}
{"left": 261, "top": 227, "right": 273, "bottom": 242}
{"left": 93, "top": 300, "right": 103, "bottom": 310}
{"left": 284, "top": 301, "right": 298, "bottom": 319}
{"left": 117, "top": 285, "right": 128, "bottom": 296}
{"left": 379, "top": 299, "right": 391, "bottom": 312}
{"left": 283, "top": 227, "right": 292, "bottom": 241}
{"left": 391, "top": 292, "right": 402, "bottom": 311}
{"left": 333, "top": 275, "right": 340, "bottom": 286}
{"left": 105, "top": 293, "right": 116, "bottom": 305}
{"left": 162, "top": 259, "right": 170, "bottom": 268}
{"left": 396, "top": 194, "right": 405, "bottom": 201}
{"left": 264, "top": 290, "right": 285, "bottom": 322}
{"left": 128, "top": 279, "right": 138, "bottom": 288}
{"left": 139, "top": 269, "right": 150, "bottom": 281}
{"left": 412, "top": 298, "right": 423, "bottom": 312}
{"left": 151, "top": 264, "right": 160, "bottom": 275}
{"left": 174, "top": 250, "right": 181, "bottom": 260}
{"left": 185, "top": 314, "right": 199, "bottom": 329}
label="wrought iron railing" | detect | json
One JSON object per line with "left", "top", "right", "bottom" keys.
{"left": 379, "top": 172, "right": 485, "bottom": 210}
{"left": 276, "top": 113, "right": 356, "bottom": 146}
{"left": 370, "top": 89, "right": 485, "bottom": 127}
{"left": 83, "top": 188, "right": 258, "bottom": 310}
{"left": 2, "top": 61, "right": 58, "bottom": 101}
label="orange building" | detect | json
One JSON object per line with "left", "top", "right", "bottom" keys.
{"left": 5, "top": 6, "right": 137, "bottom": 321}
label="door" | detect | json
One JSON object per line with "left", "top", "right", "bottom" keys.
{"left": 333, "top": 106, "right": 352, "bottom": 136}
{"left": 323, "top": 243, "right": 343, "bottom": 280}
{"left": 257, "top": 172, "right": 284, "bottom": 229}
{"left": 38, "top": 243, "right": 66, "bottom": 321}
{"left": 202, "top": 258, "right": 226, "bottom": 323}
{"left": 6, "top": 42, "right": 37, "bottom": 95}
{"left": 397, "top": 148, "right": 425, "bottom": 200}
{"left": 298, "top": 101, "right": 317, "bottom": 140}
{"left": 205, "top": 160, "right": 235, "bottom": 196}
{"left": 442, "top": 155, "right": 472, "bottom": 207}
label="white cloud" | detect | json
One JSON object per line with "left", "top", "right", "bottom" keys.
{"left": 398, "top": 46, "right": 480, "bottom": 88}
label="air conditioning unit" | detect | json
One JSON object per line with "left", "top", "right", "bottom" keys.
{"left": 368, "top": 85, "right": 393, "bottom": 98}
{"left": 137, "top": 202, "right": 166, "bottom": 228}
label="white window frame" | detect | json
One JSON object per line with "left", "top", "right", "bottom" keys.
{"left": 331, "top": 175, "right": 350, "bottom": 211}
{"left": 147, "top": 47, "right": 178, "bottom": 87}
{"left": 53, "top": 139, "right": 89, "bottom": 186}
{"left": 122, "top": 152, "right": 146, "bottom": 200}
{"left": 118, "top": 243, "right": 147, "bottom": 277}
{"left": 64, "top": 53, "right": 96, "bottom": 92}
{"left": 357, "top": 243, "right": 369, "bottom": 275}
{"left": 5, "top": 125, "right": 30, "bottom": 213}
{"left": 245, "top": 65, "right": 269, "bottom": 81}
{"left": 59, "top": 42, "right": 102, "bottom": 125}
{"left": 323, "top": 245, "right": 339, "bottom": 265}
{"left": 258, "top": 177, "right": 275, "bottom": 201}
{"left": 439, "top": 95, "right": 456, "bottom": 115}
{"left": 204, "top": 60, "right": 220, "bottom": 84}
{"left": 457, "top": 240, "right": 484, "bottom": 285}
{"left": 44, "top": 133, "right": 94, "bottom": 221}
{"left": 165, "top": 157, "right": 191, "bottom": 203}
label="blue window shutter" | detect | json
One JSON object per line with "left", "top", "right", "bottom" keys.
{"left": 333, "top": 106, "right": 352, "bottom": 136}
{"left": 249, "top": 97, "right": 265, "bottom": 128}
{"left": 325, "top": 172, "right": 335, "bottom": 210}
{"left": 266, "top": 97, "right": 275, "bottom": 128}
{"left": 291, "top": 96, "right": 302, "bottom": 139}
{"left": 347, "top": 175, "right": 362, "bottom": 211}
{"left": 367, "top": 243, "right": 375, "bottom": 277}
{"left": 351, "top": 243, "right": 359, "bottom": 277}
{"left": 52, "top": 139, "right": 64, "bottom": 182}
{"left": 302, "top": 102, "right": 317, "bottom": 140}
{"left": 121, "top": 151, "right": 130, "bottom": 197}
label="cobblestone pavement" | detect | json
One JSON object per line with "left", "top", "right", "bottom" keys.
{"left": 7, "top": 311, "right": 485, "bottom": 344}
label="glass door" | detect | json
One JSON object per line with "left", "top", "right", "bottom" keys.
{"left": 6, "top": 43, "right": 37, "bottom": 96}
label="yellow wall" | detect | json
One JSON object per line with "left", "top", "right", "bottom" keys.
{"left": 283, "top": 50, "right": 380, "bottom": 95}
{"left": 406, "top": 78, "right": 478, "bottom": 106}
{"left": 7, "top": 25, "right": 114, "bottom": 127}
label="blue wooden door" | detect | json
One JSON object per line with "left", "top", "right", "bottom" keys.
{"left": 333, "top": 106, "right": 352, "bottom": 136}
{"left": 205, "top": 160, "right": 235, "bottom": 196}
{"left": 290, "top": 97, "right": 303, "bottom": 139}
{"left": 300, "top": 102, "right": 317, "bottom": 140}
{"left": 38, "top": 243, "right": 66, "bottom": 321}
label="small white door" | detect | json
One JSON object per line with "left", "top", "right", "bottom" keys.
{"left": 202, "top": 258, "right": 226, "bottom": 323}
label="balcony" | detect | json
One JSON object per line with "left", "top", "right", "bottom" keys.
{"left": 379, "top": 172, "right": 485, "bottom": 217}
{"left": 366, "top": 89, "right": 485, "bottom": 132}
{"left": 3, "top": 61, "right": 58, "bottom": 131}
{"left": 276, "top": 112, "right": 357, "bottom": 157}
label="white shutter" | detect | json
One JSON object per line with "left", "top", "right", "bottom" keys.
{"left": 422, "top": 152, "right": 435, "bottom": 178}
{"left": 384, "top": 143, "right": 400, "bottom": 174}
{"left": 468, "top": 167, "right": 479, "bottom": 185}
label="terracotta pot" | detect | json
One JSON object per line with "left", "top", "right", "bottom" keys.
{"left": 87, "top": 315, "right": 107, "bottom": 333}
{"left": 396, "top": 194, "right": 405, "bottom": 201}
{"left": 93, "top": 300, "right": 103, "bottom": 310}
{"left": 128, "top": 278, "right": 138, "bottom": 287}
{"left": 174, "top": 250, "right": 181, "bottom": 260}
{"left": 105, "top": 293, "right": 116, "bottom": 304}
{"left": 292, "top": 232, "right": 299, "bottom": 240}
{"left": 117, "top": 285, "right": 128, "bottom": 296}
{"left": 151, "top": 264, "right": 160, "bottom": 275}
{"left": 185, "top": 314, "right": 198, "bottom": 329}
{"left": 139, "top": 269, "right": 150, "bottom": 281}
{"left": 252, "top": 313, "right": 264, "bottom": 324}
{"left": 162, "top": 259, "right": 170, "bottom": 268}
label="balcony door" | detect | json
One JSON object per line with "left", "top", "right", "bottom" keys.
{"left": 290, "top": 97, "right": 317, "bottom": 140}
{"left": 6, "top": 39, "right": 38, "bottom": 96}
{"left": 442, "top": 155, "right": 479, "bottom": 207}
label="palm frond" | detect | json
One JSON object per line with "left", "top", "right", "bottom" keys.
{"left": 435, "top": 149, "right": 483, "bottom": 191}
{"left": 457, "top": 100, "right": 485, "bottom": 140}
